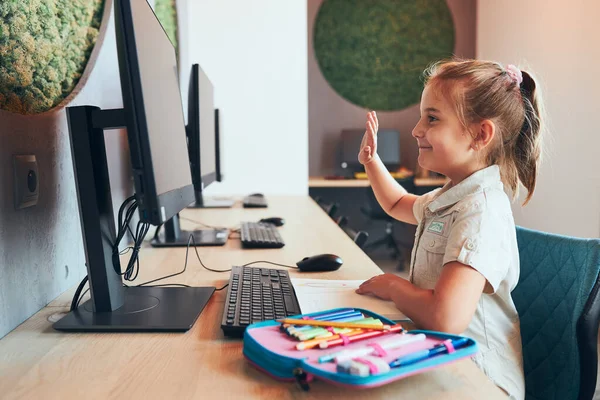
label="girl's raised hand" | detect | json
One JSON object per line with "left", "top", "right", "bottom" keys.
{"left": 358, "top": 111, "right": 379, "bottom": 165}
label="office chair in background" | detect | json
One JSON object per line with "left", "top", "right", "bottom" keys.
{"left": 313, "top": 196, "right": 339, "bottom": 219}
{"left": 360, "top": 177, "right": 416, "bottom": 270}
{"left": 513, "top": 226, "right": 600, "bottom": 400}
{"left": 336, "top": 216, "right": 369, "bottom": 249}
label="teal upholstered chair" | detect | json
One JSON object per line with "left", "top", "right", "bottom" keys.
{"left": 513, "top": 226, "right": 600, "bottom": 400}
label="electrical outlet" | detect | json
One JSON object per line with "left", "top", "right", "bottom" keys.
{"left": 13, "top": 155, "right": 39, "bottom": 209}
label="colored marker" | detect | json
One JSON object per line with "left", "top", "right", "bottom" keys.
{"left": 286, "top": 312, "right": 364, "bottom": 333}
{"left": 296, "top": 329, "right": 365, "bottom": 350}
{"left": 294, "top": 319, "right": 381, "bottom": 341}
{"left": 319, "top": 325, "right": 404, "bottom": 349}
{"left": 277, "top": 318, "right": 388, "bottom": 331}
{"left": 318, "top": 333, "right": 426, "bottom": 363}
{"left": 389, "top": 338, "right": 470, "bottom": 368}
{"left": 281, "top": 309, "right": 360, "bottom": 332}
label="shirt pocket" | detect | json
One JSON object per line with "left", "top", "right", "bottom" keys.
{"left": 421, "top": 233, "right": 448, "bottom": 255}
{"left": 414, "top": 232, "right": 449, "bottom": 285}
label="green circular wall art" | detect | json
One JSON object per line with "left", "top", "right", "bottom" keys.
{"left": 154, "top": 0, "right": 178, "bottom": 53}
{"left": 313, "top": 0, "right": 455, "bottom": 111}
{"left": 0, "top": 0, "right": 106, "bottom": 114}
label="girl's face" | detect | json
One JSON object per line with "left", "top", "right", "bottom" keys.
{"left": 412, "top": 83, "right": 479, "bottom": 182}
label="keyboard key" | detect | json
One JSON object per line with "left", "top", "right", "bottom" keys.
{"left": 239, "top": 222, "right": 285, "bottom": 249}
{"left": 221, "top": 266, "right": 302, "bottom": 337}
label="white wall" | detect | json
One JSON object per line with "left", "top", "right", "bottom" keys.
{"left": 186, "top": 0, "right": 308, "bottom": 196}
{"left": 477, "top": 0, "right": 600, "bottom": 238}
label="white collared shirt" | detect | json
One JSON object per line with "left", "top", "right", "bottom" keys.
{"left": 410, "top": 165, "right": 525, "bottom": 400}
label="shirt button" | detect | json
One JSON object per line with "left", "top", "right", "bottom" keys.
{"left": 466, "top": 240, "right": 476, "bottom": 250}
{"left": 429, "top": 240, "right": 436, "bottom": 247}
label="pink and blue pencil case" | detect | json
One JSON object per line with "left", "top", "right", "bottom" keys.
{"left": 242, "top": 307, "right": 478, "bottom": 389}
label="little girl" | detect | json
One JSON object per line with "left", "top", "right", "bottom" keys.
{"left": 356, "top": 59, "right": 543, "bottom": 400}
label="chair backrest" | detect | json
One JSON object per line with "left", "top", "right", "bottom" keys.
{"left": 336, "top": 215, "right": 368, "bottom": 249}
{"left": 513, "top": 226, "right": 600, "bottom": 400}
{"left": 361, "top": 177, "right": 416, "bottom": 220}
{"left": 316, "top": 200, "right": 338, "bottom": 219}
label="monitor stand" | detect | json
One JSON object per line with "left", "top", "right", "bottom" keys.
{"left": 54, "top": 105, "right": 215, "bottom": 332}
{"left": 54, "top": 286, "right": 215, "bottom": 332}
{"left": 150, "top": 214, "right": 229, "bottom": 247}
{"left": 187, "top": 191, "right": 234, "bottom": 208}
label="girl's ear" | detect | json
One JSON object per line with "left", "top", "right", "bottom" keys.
{"left": 472, "top": 119, "right": 495, "bottom": 150}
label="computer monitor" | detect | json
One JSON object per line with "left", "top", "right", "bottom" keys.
{"left": 53, "top": 0, "right": 215, "bottom": 332}
{"left": 338, "top": 129, "right": 401, "bottom": 176}
{"left": 150, "top": 65, "right": 231, "bottom": 247}
{"left": 215, "top": 108, "right": 223, "bottom": 182}
{"left": 187, "top": 64, "right": 233, "bottom": 208}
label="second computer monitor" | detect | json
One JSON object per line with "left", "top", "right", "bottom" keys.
{"left": 187, "top": 64, "right": 233, "bottom": 208}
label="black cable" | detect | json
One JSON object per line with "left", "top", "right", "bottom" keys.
{"left": 153, "top": 224, "right": 162, "bottom": 240}
{"left": 143, "top": 283, "right": 191, "bottom": 288}
{"left": 215, "top": 283, "right": 229, "bottom": 291}
{"left": 113, "top": 196, "right": 140, "bottom": 277}
{"left": 178, "top": 215, "right": 238, "bottom": 232}
{"left": 191, "top": 235, "right": 232, "bottom": 273}
{"left": 76, "top": 288, "right": 90, "bottom": 308}
{"left": 70, "top": 275, "right": 89, "bottom": 311}
{"left": 137, "top": 233, "right": 231, "bottom": 288}
{"left": 241, "top": 260, "right": 298, "bottom": 269}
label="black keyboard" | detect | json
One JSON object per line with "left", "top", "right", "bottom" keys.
{"left": 221, "top": 266, "right": 302, "bottom": 337}
{"left": 243, "top": 195, "right": 268, "bottom": 208}
{"left": 240, "top": 222, "right": 285, "bottom": 248}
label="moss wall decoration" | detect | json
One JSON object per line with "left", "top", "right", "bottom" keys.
{"left": 153, "top": 0, "right": 178, "bottom": 55}
{"left": 0, "top": 0, "right": 105, "bottom": 114}
{"left": 313, "top": 0, "right": 455, "bottom": 111}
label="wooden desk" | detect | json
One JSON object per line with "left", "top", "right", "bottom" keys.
{"left": 309, "top": 176, "right": 448, "bottom": 188}
{"left": 0, "top": 196, "right": 505, "bottom": 399}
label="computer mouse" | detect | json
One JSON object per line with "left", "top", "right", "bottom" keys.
{"left": 259, "top": 217, "right": 285, "bottom": 227}
{"left": 296, "top": 254, "right": 343, "bottom": 272}
{"left": 249, "top": 193, "right": 264, "bottom": 197}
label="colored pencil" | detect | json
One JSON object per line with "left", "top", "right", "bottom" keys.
{"left": 318, "top": 325, "right": 404, "bottom": 349}
{"left": 285, "top": 312, "right": 364, "bottom": 333}
{"left": 277, "top": 318, "right": 388, "bottom": 331}
{"left": 295, "top": 329, "right": 365, "bottom": 350}
{"left": 279, "top": 309, "right": 358, "bottom": 331}
{"left": 289, "top": 318, "right": 379, "bottom": 338}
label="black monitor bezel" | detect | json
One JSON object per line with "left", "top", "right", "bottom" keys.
{"left": 115, "top": 0, "right": 194, "bottom": 225}
{"left": 187, "top": 63, "right": 217, "bottom": 190}
{"left": 215, "top": 108, "right": 222, "bottom": 182}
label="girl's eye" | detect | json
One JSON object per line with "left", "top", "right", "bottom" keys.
{"left": 427, "top": 115, "right": 438, "bottom": 123}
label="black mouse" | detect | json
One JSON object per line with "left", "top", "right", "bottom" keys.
{"left": 296, "top": 254, "right": 343, "bottom": 272}
{"left": 259, "top": 217, "right": 285, "bottom": 227}
{"left": 249, "top": 193, "right": 264, "bottom": 197}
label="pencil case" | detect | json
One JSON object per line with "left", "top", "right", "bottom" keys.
{"left": 242, "top": 307, "right": 478, "bottom": 390}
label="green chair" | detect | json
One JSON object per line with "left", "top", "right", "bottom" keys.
{"left": 513, "top": 226, "right": 600, "bottom": 400}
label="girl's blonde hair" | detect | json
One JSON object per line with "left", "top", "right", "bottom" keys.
{"left": 423, "top": 58, "right": 543, "bottom": 205}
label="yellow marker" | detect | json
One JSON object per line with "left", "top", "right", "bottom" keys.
{"left": 277, "top": 318, "right": 388, "bottom": 331}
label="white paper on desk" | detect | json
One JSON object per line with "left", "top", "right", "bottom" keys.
{"left": 290, "top": 278, "right": 409, "bottom": 321}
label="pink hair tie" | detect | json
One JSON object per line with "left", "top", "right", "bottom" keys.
{"left": 442, "top": 339, "right": 456, "bottom": 354}
{"left": 339, "top": 334, "right": 350, "bottom": 346}
{"left": 354, "top": 358, "right": 379, "bottom": 374}
{"left": 301, "top": 316, "right": 314, "bottom": 320}
{"left": 367, "top": 342, "right": 388, "bottom": 357}
{"left": 506, "top": 64, "right": 523, "bottom": 86}
{"left": 326, "top": 327, "right": 336, "bottom": 334}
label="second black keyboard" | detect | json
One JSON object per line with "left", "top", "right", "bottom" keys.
{"left": 221, "top": 266, "right": 302, "bottom": 337}
{"left": 243, "top": 195, "right": 268, "bottom": 208}
{"left": 240, "top": 222, "right": 285, "bottom": 248}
